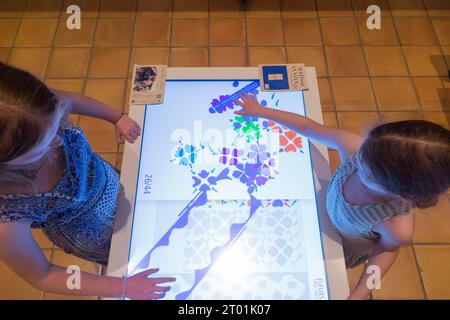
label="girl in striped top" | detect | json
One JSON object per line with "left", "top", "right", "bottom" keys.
{"left": 235, "top": 92, "right": 450, "bottom": 300}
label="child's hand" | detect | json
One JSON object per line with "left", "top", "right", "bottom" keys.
{"left": 234, "top": 92, "right": 265, "bottom": 116}
{"left": 115, "top": 114, "right": 141, "bottom": 144}
{"left": 125, "top": 268, "right": 176, "bottom": 300}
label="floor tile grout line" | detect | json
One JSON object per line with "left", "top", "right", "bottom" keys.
{"left": 118, "top": 6, "right": 137, "bottom": 155}
{"left": 316, "top": 74, "right": 447, "bottom": 78}
{"left": 335, "top": 108, "right": 423, "bottom": 113}
{"left": 244, "top": 0, "right": 282, "bottom": 20}
{"left": 412, "top": 242, "right": 450, "bottom": 246}
{"left": 411, "top": 244, "right": 428, "bottom": 299}
{"left": 43, "top": 0, "right": 69, "bottom": 82}
{"left": 7, "top": 5, "right": 450, "bottom": 21}
{"left": 207, "top": 11, "right": 247, "bottom": 65}
{"left": 15, "top": 43, "right": 447, "bottom": 49}
{"left": 391, "top": 16, "right": 439, "bottom": 47}
{"left": 77, "top": 1, "right": 101, "bottom": 129}
{"left": 320, "top": 5, "right": 381, "bottom": 123}
{"left": 279, "top": 0, "right": 288, "bottom": 66}
{"left": 389, "top": 3, "right": 424, "bottom": 115}
{"left": 97, "top": 151, "right": 123, "bottom": 155}
{"left": 97, "top": 0, "right": 137, "bottom": 20}
{"left": 58, "top": 0, "right": 68, "bottom": 20}
{"left": 244, "top": 2, "right": 286, "bottom": 55}
{"left": 314, "top": 0, "right": 338, "bottom": 120}
{"left": 244, "top": 7, "right": 250, "bottom": 67}
{"left": 350, "top": 0, "right": 382, "bottom": 122}
{"left": 207, "top": 0, "right": 210, "bottom": 67}
{"left": 16, "top": 14, "right": 426, "bottom": 20}
{"left": 420, "top": 0, "right": 450, "bottom": 91}
{"left": 168, "top": 0, "right": 174, "bottom": 66}
{"left": 243, "top": 1, "right": 249, "bottom": 67}
{"left": 5, "top": 0, "right": 28, "bottom": 63}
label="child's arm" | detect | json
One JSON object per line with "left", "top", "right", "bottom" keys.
{"left": 349, "top": 214, "right": 414, "bottom": 299}
{"left": 0, "top": 221, "right": 175, "bottom": 299}
{"left": 55, "top": 90, "right": 141, "bottom": 144}
{"left": 348, "top": 242, "right": 400, "bottom": 299}
{"left": 234, "top": 92, "right": 364, "bottom": 160}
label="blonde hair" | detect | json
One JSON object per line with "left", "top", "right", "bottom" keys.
{"left": 0, "top": 62, "right": 69, "bottom": 194}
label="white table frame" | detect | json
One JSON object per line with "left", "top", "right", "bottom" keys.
{"left": 106, "top": 67, "right": 349, "bottom": 300}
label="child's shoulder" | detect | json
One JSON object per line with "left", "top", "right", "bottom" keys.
{"left": 58, "top": 119, "right": 85, "bottom": 139}
{"left": 58, "top": 124, "right": 91, "bottom": 154}
{"left": 373, "top": 211, "right": 414, "bottom": 245}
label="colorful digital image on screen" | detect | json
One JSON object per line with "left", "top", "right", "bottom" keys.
{"left": 126, "top": 80, "right": 329, "bottom": 300}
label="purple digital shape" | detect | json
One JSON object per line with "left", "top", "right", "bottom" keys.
{"left": 199, "top": 184, "right": 211, "bottom": 192}
{"left": 262, "top": 165, "right": 270, "bottom": 175}
{"left": 192, "top": 177, "right": 201, "bottom": 188}
{"left": 219, "top": 148, "right": 230, "bottom": 164}
{"left": 220, "top": 148, "right": 243, "bottom": 166}
{"left": 207, "top": 176, "right": 217, "bottom": 185}
{"left": 199, "top": 170, "right": 209, "bottom": 178}
{"left": 233, "top": 149, "right": 243, "bottom": 157}
{"left": 272, "top": 199, "right": 283, "bottom": 207}
{"left": 209, "top": 95, "right": 234, "bottom": 114}
{"left": 255, "top": 176, "right": 268, "bottom": 186}
{"left": 232, "top": 162, "right": 258, "bottom": 186}
{"left": 242, "top": 115, "right": 259, "bottom": 124}
{"left": 209, "top": 81, "right": 260, "bottom": 115}
{"left": 248, "top": 144, "right": 269, "bottom": 163}
{"left": 250, "top": 89, "right": 259, "bottom": 96}
{"left": 261, "top": 99, "right": 267, "bottom": 106}
{"left": 214, "top": 168, "right": 231, "bottom": 181}
{"left": 192, "top": 170, "right": 210, "bottom": 188}
{"left": 232, "top": 168, "right": 248, "bottom": 184}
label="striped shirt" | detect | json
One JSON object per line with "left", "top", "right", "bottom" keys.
{"left": 326, "top": 154, "right": 414, "bottom": 268}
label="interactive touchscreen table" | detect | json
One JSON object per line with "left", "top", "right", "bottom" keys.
{"left": 107, "top": 67, "right": 349, "bottom": 300}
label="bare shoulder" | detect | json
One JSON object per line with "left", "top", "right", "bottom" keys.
{"left": 0, "top": 220, "right": 33, "bottom": 253}
{"left": 336, "top": 130, "right": 364, "bottom": 161}
{"left": 0, "top": 219, "right": 32, "bottom": 235}
{"left": 373, "top": 212, "right": 415, "bottom": 245}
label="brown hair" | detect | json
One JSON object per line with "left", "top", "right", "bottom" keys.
{"left": 0, "top": 62, "right": 66, "bottom": 193}
{"left": 358, "top": 120, "right": 450, "bottom": 209}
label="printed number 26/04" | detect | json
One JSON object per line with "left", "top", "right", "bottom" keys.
{"left": 143, "top": 174, "right": 152, "bottom": 195}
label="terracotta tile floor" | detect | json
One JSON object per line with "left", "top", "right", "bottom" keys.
{"left": 0, "top": 0, "right": 449, "bottom": 300}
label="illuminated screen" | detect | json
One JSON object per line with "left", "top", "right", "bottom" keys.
{"left": 126, "top": 80, "right": 329, "bottom": 300}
